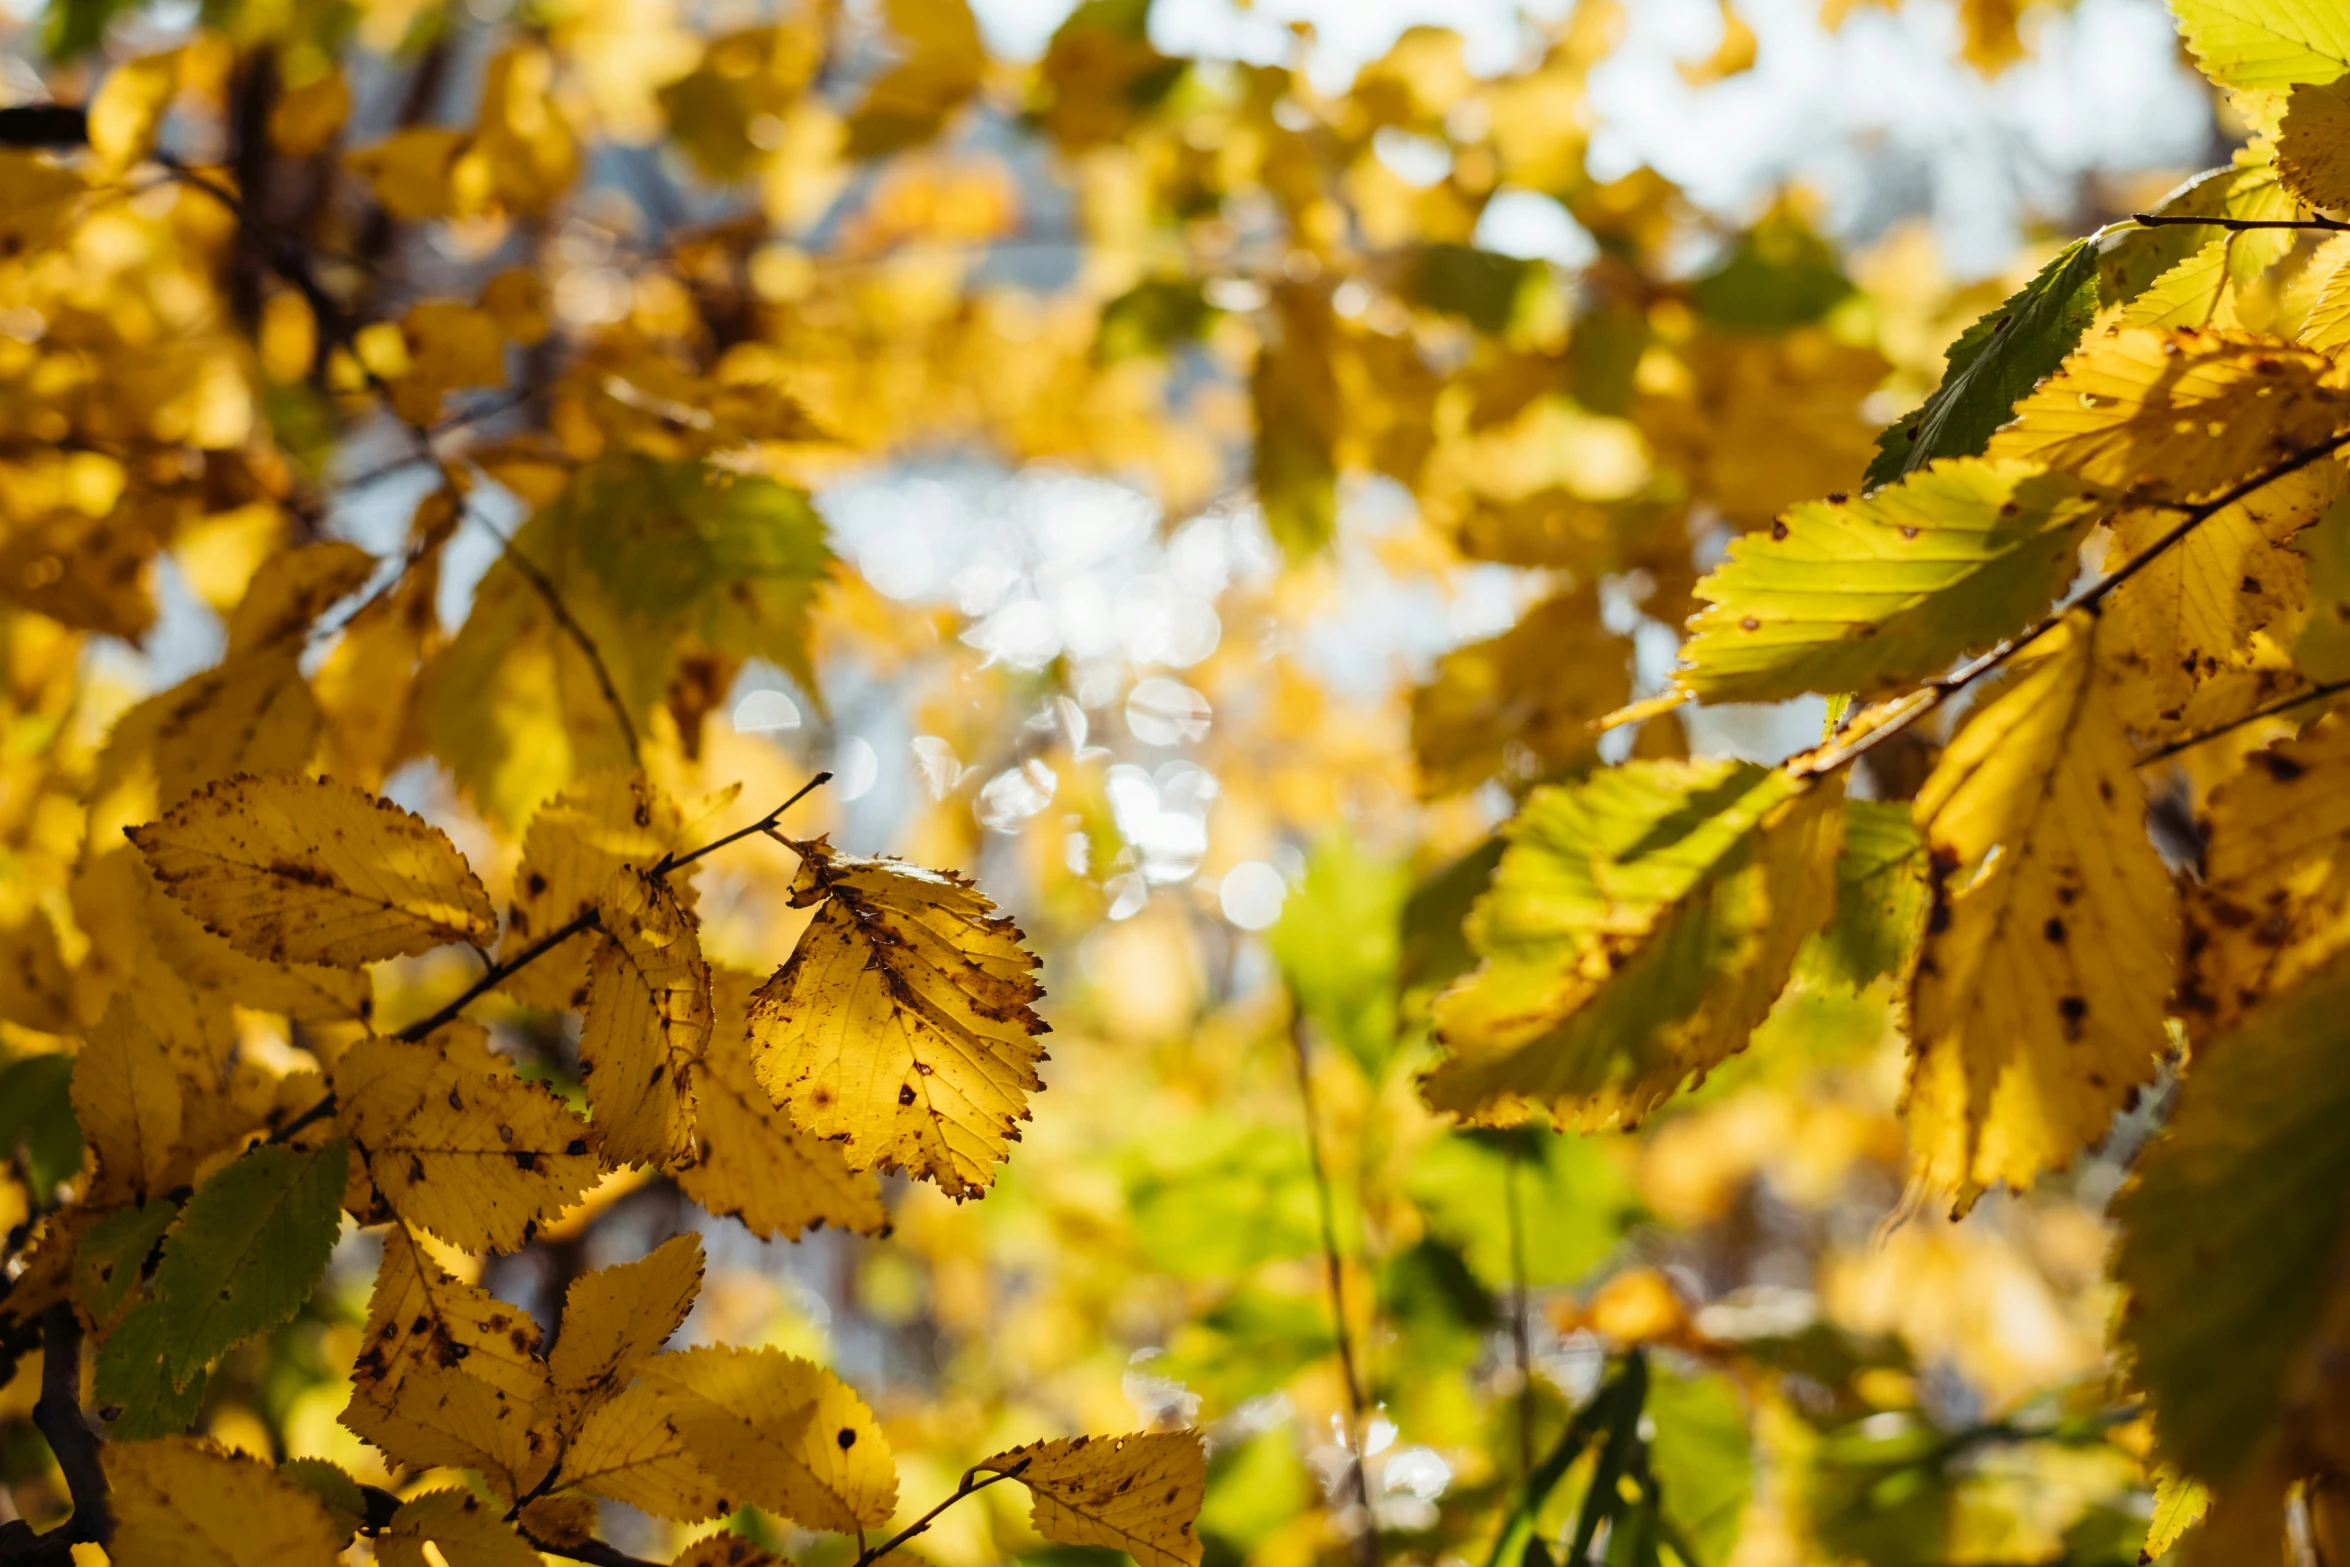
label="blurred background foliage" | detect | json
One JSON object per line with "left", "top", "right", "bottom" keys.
{"left": 0, "top": 0, "right": 2246, "bottom": 1561}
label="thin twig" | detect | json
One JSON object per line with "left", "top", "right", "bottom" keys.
{"left": 855, "top": 1464, "right": 1027, "bottom": 1566}
{"left": 655, "top": 774, "right": 833, "bottom": 875}
{"left": 462, "top": 505, "right": 642, "bottom": 764}
{"left": 1286, "top": 1011, "right": 1382, "bottom": 1567}
{"left": 1799, "top": 427, "right": 2350, "bottom": 779}
{"left": 520, "top": 1534, "right": 665, "bottom": 1567}
{"left": 2135, "top": 676, "right": 2350, "bottom": 767}
{"left": 2131, "top": 210, "right": 2350, "bottom": 233}
{"left": 1504, "top": 1139, "right": 1535, "bottom": 1482}
{"left": 265, "top": 775, "right": 828, "bottom": 1143}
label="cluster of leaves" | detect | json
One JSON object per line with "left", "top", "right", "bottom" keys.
{"left": 11, "top": 0, "right": 2350, "bottom": 1564}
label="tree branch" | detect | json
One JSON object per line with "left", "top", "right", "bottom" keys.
{"left": 855, "top": 1463, "right": 1027, "bottom": 1567}
{"left": 654, "top": 774, "right": 833, "bottom": 875}
{"left": 1286, "top": 1010, "right": 1382, "bottom": 1567}
{"left": 2135, "top": 676, "right": 2350, "bottom": 767}
{"left": 521, "top": 1533, "right": 667, "bottom": 1567}
{"left": 0, "top": 1306, "right": 112, "bottom": 1564}
{"left": 2131, "top": 210, "right": 2350, "bottom": 233}
{"left": 1798, "top": 427, "right": 2350, "bottom": 779}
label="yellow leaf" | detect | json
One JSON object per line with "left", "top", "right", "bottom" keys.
{"left": 673, "top": 1536, "right": 786, "bottom": 1567}
{"left": 638, "top": 1346, "right": 897, "bottom": 1534}
{"left": 2148, "top": 1467, "right": 2212, "bottom": 1560}
{"left": 392, "top": 301, "right": 508, "bottom": 425}
{"left": 1986, "top": 327, "right": 2350, "bottom": 503}
{"left": 1908, "top": 611, "right": 2180, "bottom": 1206}
{"left": 580, "top": 866, "right": 711, "bottom": 1169}
{"left": 0, "top": 150, "right": 90, "bottom": 256}
{"left": 550, "top": 1232, "right": 703, "bottom": 1406}
{"left": 348, "top": 127, "right": 474, "bottom": 221}
{"left": 2118, "top": 236, "right": 2241, "bottom": 331}
{"left": 90, "top": 52, "right": 180, "bottom": 172}
{"left": 2300, "top": 234, "right": 2350, "bottom": 353}
{"left": 503, "top": 772, "right": 702, "bottom": 1009}
{"left": 71, "top": 998, "right": 186, "bottom": 1204}
{"left": 223, "top": 541, "right": 375, "bottom": 656}
{"left": 112, "top": 649, "right": 322, "bottom": 810}
{"left": 2184, "top": 716, "right": 2350, "bottom": 1037}
{"left": 0, "top": 907, "right": 75, "bottom": 1034}
{"left": 2106, "top": 459, "right": 2339, "bottom": 736}
{"left": 102, "top": 1436, "right": 345, "bottom": 1567}
{"left": 676, "top": 969, "right": 887, "bottom": 1241}
{"left": 315, "top": 541, "right": 442, "bottom": 788}
{"left": 135, "top": 848, "right": 376, "bottom": 1029}
{"left": 520, "top": 1493, "right": 597, "bottom": 1546}
{"left": 1410, "top": 585, "right": 1629, "bottom": 796}
{"left": 377, "top": 1489, "right": 541, "bottom": 1567}
{"left": 977, "top": 1432, "right": 1207, "bottom": 1567}
{"left": 559, "top": 1380, "right": 729, "bottom": 1523}
{"left": 268, "top": 69, "right": 352, "bottom": 157}
{"left": 474, "top": 45, "right": 580, "bottom": 213}
{"left": 2280, "top": 78, "right": 2350, "bottom": 210}
{"left": 749, "top": 839, "right": 1049, "bottom": 1198}
{"left": 345, "top": 1223, "right": 550, "bottom": 1416}
{"left": 346, "top": 1361, "right": 556, "bottom": 1501}
{"left": 334, "top": 1035, "right": 601, "bottom": 1252}
{"left": 131, "top": 773, "right": 498, "bottom": 967}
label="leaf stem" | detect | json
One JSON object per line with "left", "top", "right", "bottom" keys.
{"left": 655, "top": 773, "right": 833, "bottom": 875}
{"left": 1286, "top": 1010, "right": 1382, "bottom": 1567}
{"left": 1797, "top": 426, "right": 2350, "bottom": 779}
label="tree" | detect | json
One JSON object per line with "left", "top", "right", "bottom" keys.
{"left": 5, "top": 0, "right": 2350, "bottom": 1563}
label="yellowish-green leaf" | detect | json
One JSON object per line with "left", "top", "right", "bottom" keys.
{"left": 2149, "top": 1467, "right": 2212, "bottom": 1560}
{"left": 978, "top": 1432, "right": 1208, "bottom": 1567}
{"left": 377, "top": 1489, "right": 542, "bottom": 1567}
{"left": 637, "top": 1345, "right": 897, "bottom": 1534}
{"left": 334, "top": 1035, "right": 600, "bottom": 1252}
{"left": 2301, "top": 234, "right": 2350, "bottom": 352}
{"left": 130, "top": 773, "right": 497, "bottom": 967}
{"left": 2281, "top": 77, "right": 2350, "bottom": 210}
{"left": 1410, "top": 584, "right": 1629, "bottom": 795}
{"left": 1907, "top": 610, "right": 2179, "bottom": 1206}
{"left": 1252, "top": 282, "right": 1341, "bottom": 561}
{"left": 581, "top": 866, "right": 710, "bottom": 1169}
{"left": 102, "top": 1436, "right": 346, "bottom": 1567}
{"left": 1425, "top": 760, "right": 1843, "bottom": 1129}
{"left": 2118, "top": 236, "right": 2241, "bottom": 331}
{"left": 750, "top": 839, "right": 1048, "bottom": 1199}
{"left": 1791, "top": 797, "right": 1927, "bottom": 995}
{"left": 1985, "top": 327, "right": 2350, "bottom": 503}
{"left": 1680, "top": 459, "right": 2105, "bottom": 704}
{"left": 2167, "top": 0, "right": 2350, "bottom": 91}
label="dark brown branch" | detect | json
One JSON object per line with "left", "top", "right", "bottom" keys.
{"left": 1800, "top": 426, "right": 2350, "bottom": 779}
{"left": 0, "top": 1306, "right": 112, "bottom": 1564}
{"left": 522, "top": 1531, "right": 665, "bottom": 1567}
{"left": 2131, "top": 210, "right": 2350, "bottom": 233}
{"left": 2136, "top": 676, "right": 2350, "bottom": 766}
{"left": 1286, "top": 1011, "right": 1382, "bottom": 1567}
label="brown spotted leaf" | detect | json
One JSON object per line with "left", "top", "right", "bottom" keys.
{"left": 978, "top": 1432, "right": 1207, "bottom": 1567}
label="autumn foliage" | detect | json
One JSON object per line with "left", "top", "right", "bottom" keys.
{"left": 14, "top": 0, "right": 2350, "bottom": 1565}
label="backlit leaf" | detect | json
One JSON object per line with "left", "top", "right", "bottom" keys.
{"left": 377, "top": 1489, "right": 542, "bottom": 1567}
{"left": 978, "top": 1431, "right": 1208, "bottom": 1567}
{"left": 637, "top": 1346, "right": 897, "bottom": 1534}
{"left": 580, "top": 866, "right": 711, "bottom": 1169}
{"left": 749, "top": 838, "right": 1048, "bottom": 1199}
{"left": 1426, "top": 761, "right": 1843, "bottom": 1129}
{"left": 559, "top": 1380, "right": 729, "bottom": 1523}
{"left": 550, "top": 1232, "right": 703, "bottom": 1406}
{"left": 1680, "top": 458, "right": 2106, "bottom": 703}
{"left": 503, "top": 771, "right": 704, "bottom": 1009}
{"left": 2166, "top": 0, "right": 2350, "bottom": 91}
{"left": 130, "top": 773, "right": 497, "bottom": 967}
{"left": 1410, "top": 584, "right": 1629, "bottom": 794}
{"left": 334, "top": 1035, "right": 600, "bottom": 1252}
{"left": 1907, "top": 611, "right": 2178, "bottom": 1206}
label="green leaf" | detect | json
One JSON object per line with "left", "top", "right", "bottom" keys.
{"left": 93, "top": 1300, "right": 209, "bottom": 1438}
{"left": 1863, "top": 240, "right": 2100, "bottom": 489}
{"left": 74, "top": 1198, "right": 180, "bottom": 1323}
{"left": 0, "top": 1052, "right": 83, "bottom": 1200}
{"left": 1792, "top": 799, "right": 1927, "bottom": 995}
{"left": 1407, "top": 1129, "right": 1633, "bottom": 1289}
{"left": 149, "top": 1137, "right": 349, "bottom": 1390}
{"left": 1196, "top": 1429, "right": 1311, "bottom": 1552}
{"left": 1414, "top": 245, "right": 1539, "bottom": 336}
{"left": 280, "top": 1457, "right": 368, "bottom": 1539}
{"left": 2166, "top": 0, "right": 2350, "bottom": 91}
{"left": 1124, "top": 1117, "right": 1323, "bottom": 1279}
{"left": 1679, "top": 459, "right": 2105, "bottom": 704}
{"left": 1401, "top": 836, "right": 1504, "bottom": 993}
{"left": 2114, "top": 959, "right": 2350, "bottom": 1487}
{"left": 1096, "top": 279, "right": 1218, "bottom": 362}
{"left": 1269, "top": 834, "right": 1407, "bottom": 1072}
{"left": 1689, "top": 215, "right": 1855, "bottom": 334}
{"left": 1645, "top": 1368, "right": 1752, "bottom": 1567}
{"left": 1427, "top": 761, "right": 1844, "bottom": 1129}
